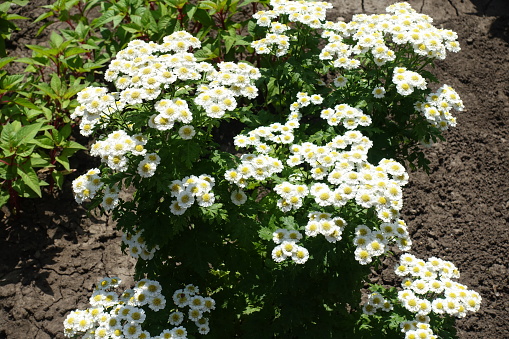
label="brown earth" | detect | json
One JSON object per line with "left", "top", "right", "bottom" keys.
{"left": 1, "top": 0, "right": 508, "bottom": 338}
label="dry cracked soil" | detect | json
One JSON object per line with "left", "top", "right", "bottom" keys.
{"left": 1, "top": 0, "right": 508, "bottom": 338}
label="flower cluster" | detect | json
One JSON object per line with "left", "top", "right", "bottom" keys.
{"left": 72, "top": 87, "right": 120, "bottom": 136}
{"left": 233, "top": 119, "right": 300, "bottom": 150}
{"left": 304, "top": 211, "right": 345, "bottom": 243}
{"left": 72, "top": 168, "right": 103, "bottom": 204}
{"left": 122, "top": 229, "right": 159, "bottom": 261}
{"left": 64, "top": 278, "right": 215, "bottom": 338}
{"left": 225, "top": 154, "right": 284, "bottom": 188}
{"left": 150, "top": 97, "right": 193, "bottom": 131}
{"left": 361, "top": 253, "right": 481, "bottom": 338}
{"left": 399, "top": 319, "right": 439, "bottom": 339}
{"left": 320, "top": 103, "right": 372, "bottom": 129}
{"left": 416, "top": 84, "right": 464, "bottom": 131}
{"left": 64, "top": 278, "right": 167, "bottom": 338}
{"left": 320, "top": 2, "right": 461, "bottom": 70}
{"left": 191, "top": 61, "right": 261, "bottom": 121}
{"left": 250, "top": 1, "right": 464, "bottom": 139}
{"left": 101, "top": 185, "right": 121, "bottom": 211}
{"left": 206, "top": 61, "right": 261, "bottom": 97}
{"left": 169, "top": 284, "right": 216, "bottom": 335}
{"left": 362, "top": 292, "right": 393, "bottom": 315}
{"left": 233, "top": 92, "right": 318, "bottom": 152}
{"left": 169, "top": 174, "right": 216, "bottom": 215}
{"left": 254, "top": 0, "right": 332, "bottom": 27}
{"left": 251, "top": 1, "right": 333, "bottom": 56}
{"left": 271, "top": 229, "right": 309, "bottom": 264}
{"left": 395, "top": 254, "right": 481, "bottom": 318}
{"left": 392, "top": 67, "right": 427, "bottom": 96}
{"left": 88, "top": 130, "right": 148, "bottom": 172}
{"left": 287, "top": 138, "right": 409, "bottom": 222}
{"left": 228, "top": 89, "right": 411, "bottom": 265}
{"left": 353, "top": 219, "right": 412, "bottom": 265}
{"left": 274, "top": 182, "right": 309, "bottom": 212}
{"left": 250, "top": 32, "right": 290, "bottom": 57}
{"left": 71, "top": 29, "right": 262, "bottom": 208}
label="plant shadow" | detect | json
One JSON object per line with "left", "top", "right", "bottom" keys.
{"left": 469, "top": 0, "right": 509, "bottom": 43}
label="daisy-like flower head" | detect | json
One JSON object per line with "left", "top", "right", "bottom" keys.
{"left": 272, "top": 229, "right": 289, "bottom": 244}
{"left": 354, "top": 246, "right": 372, "bottom": 265}
{"left": 168, "top": 311, "right": 184, "bottom": 326}
{"left": 178, "top": 125, "right": 196, "bottom": 140}
{"left": 292, "top": 245, "right": 309, "bottom": 264}
{"left": 231, "top": 189, "right": 247, "bottom": 205}
{"left": 372, "top": 86, "right": 386, "bottom": 98}
{"left": 172, "top": 289, "right": 190, "bottom": 307}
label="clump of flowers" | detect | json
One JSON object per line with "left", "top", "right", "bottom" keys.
{"left": 66, "top": 1, "right": 480, "bottom": 338}
{"left": 416, "top": 84, "right": 464, "bottom": 130}
{"left": 227, "top": 92, "right": 411, "bottom": 265}
{"left": 64, "top": 278, "right": 215, "bottom": 338}
{"left": 71, "top": 30, "right": 261, "bottom": 206}
{"left": 361, "top": 253, "right": 481, "bottom": 338}
{"left": 271, "top": 228, "right": 309, "bottom": 264}
{"left": 168, "top": 174, "right": 216, "bottom": 215}
{"left": 169, "top": 284, "right": 216, "bottom": 335}
{"left": 122, "top": 229, "right": 159, "bottom": 260}
{"left": 72, "top": 168, "right": 103, "bottom": 204}
{"left": 395, "top": 254, "right": 481, "bottom": 318}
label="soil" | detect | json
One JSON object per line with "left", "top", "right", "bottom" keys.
{"left": 1, "top": 0, "right": 508, "bottom": 338}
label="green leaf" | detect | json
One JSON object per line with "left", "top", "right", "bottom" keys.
{"left": 12, "top": 0, "right": 29, "bottom": 6}
{"left": 0, "top": 57, "right": 16, "bottom": 69}
{"left": 0, "top": 74, "right": 24, "bottom": 90}
{"left": 193, "top": 8, "right": 214, "bottom": 27}
{"left": 34, "top": 82, "right": 57, "bottom": 99}
{"left": 50, "top": 73, "right": 62, "bottom": 97}
{"left": 24, "top": 109, "right": 44, "bottom": 120}
{"left": 198, "top": 0, "right": 217, "bottom": 11}
{"left": 238, "top": 0, "right": 257, "bottom": 7}
{"left": 15, "top": 143, "right": 36, "bottom": 157}
{"left": 258, "top": 226, "right": 273, "bottom": 241}
{"left": 140, "top": 7, "right": 157, "bottom": 31}
{"left": 26, "top": 45, "right": 59, "bottom": 57}
{"left": 0, "top": 2, "right": 10, "bottom": 12}
{"left": 32, "top": 135, "right": 56, "bottom": 149}
{"left": 91, "top": 10, "right": 119, "bottom": 28}
{"left": 14, "top": 57, "right": 46, "bottom": 67}
{"left": 181, "top": 141, "right": 202, "bottom": 168}
{"left": 0, "top": 122, "right": 19, "bottom": 147}
{"left": 36, "top": 20, "right": 56, "bottom": 37}
{"left": 29, "top": 154, "right": 52, "bottom": 168}
{"left": 224, "top": 35, "right": 236, "bottom": 55}
{"left": 64, "top": 46, "right": 88, "bottom": 58}
{"left": 65, "top": 140, "right": 86, "bottom": 150}
{"left": 52, "top": 170, "right": 64, "bottom": 189}
{"left": 17, "top": 165, "right": 42, "bottom": 197}
{"left": 56, "top": 154, "right": 71, "bottom": 171}
{"left": 120, "top": 23, "right": 143, "bottom": 33}
{"left": 49, "top": 31, "right": 64, "bottom": 49}
{"left": 0, "top": 188, "right": 9, "bottom": 207}
{"left": 17, "top": 122, "right": 44, "bottom": 145}
{"left": 185, "top": 4, "right": 198, "bottom": 21}
{"left": 34, "top": 11, "right": 54, "bottom": 24}
{"left": 12, "top": 97, "right": 42, "bottom": 111}
{"left": 59, "top": 123, "right": 72, "bottom": 140}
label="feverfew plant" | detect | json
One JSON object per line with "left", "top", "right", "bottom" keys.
{"left": 66, "top": 2, "right": 479, "bottom": 338}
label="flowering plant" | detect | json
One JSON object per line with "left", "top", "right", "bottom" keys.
{"left": 67, "top": 1, "right": 479, "bottom": 338}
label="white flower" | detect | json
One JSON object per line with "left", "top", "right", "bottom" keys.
{"left": 178, "top": 125, "right": 196, "bottom": 139}
{"left": 231, "top": 189, "right": 247, "bottom": 205}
